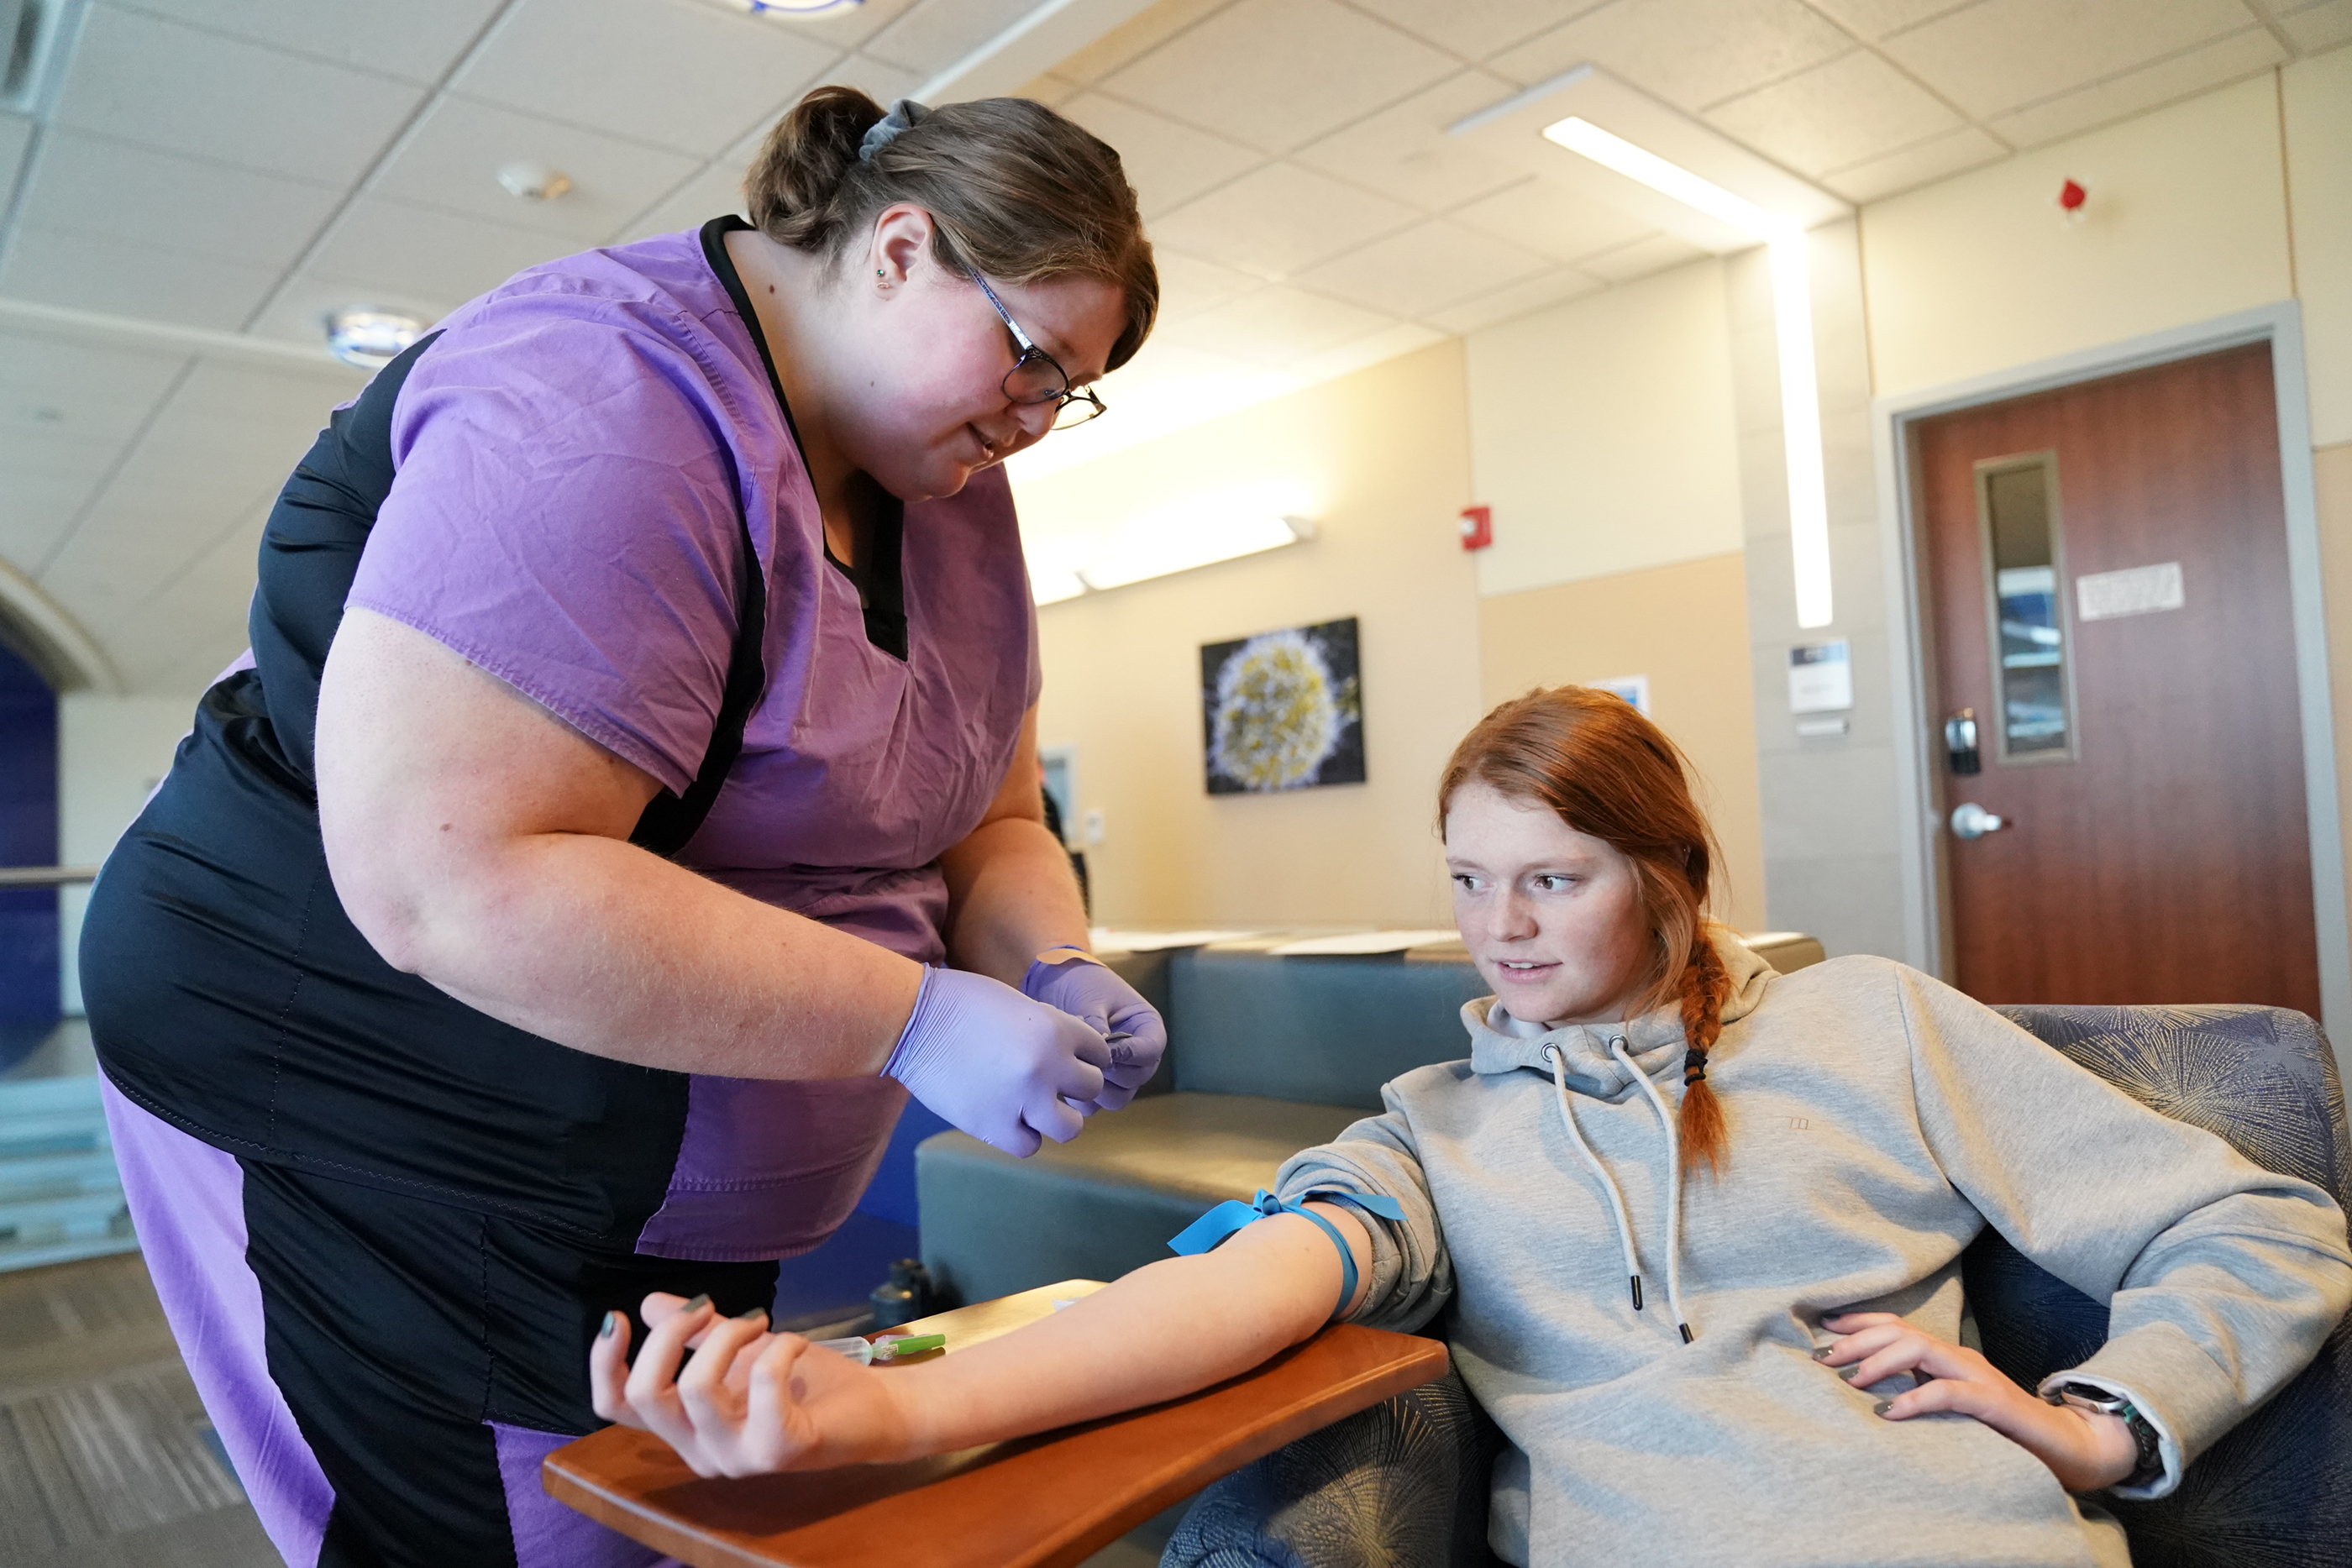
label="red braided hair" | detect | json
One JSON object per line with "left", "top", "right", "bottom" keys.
{"left": 1438, "top": 687, "right": 1735, "bottom": 1177}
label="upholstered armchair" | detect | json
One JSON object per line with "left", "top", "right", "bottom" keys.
{"left": 1165, "top": 1005, "right": 2352, "bottom": 1568}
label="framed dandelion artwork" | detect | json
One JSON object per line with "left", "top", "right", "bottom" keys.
{"left": 1200, "top": 616, "right": 1364, "bottom": 794}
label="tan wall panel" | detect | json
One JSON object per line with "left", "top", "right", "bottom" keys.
{"left": 1862, "top": 74, "right": 2294, "bottom": 400}
{"left": 1475, "top": 552, "right": 1767, "bottom": 936}
{"left": 1021, "top": 341, "right": 1483, "bottom": 930}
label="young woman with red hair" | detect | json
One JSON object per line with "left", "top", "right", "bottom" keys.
{"left": 589, "top": 686, "right": 2351, "bottom": 1567}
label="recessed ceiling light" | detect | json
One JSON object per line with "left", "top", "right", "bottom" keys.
{"left": 702, "top": 0, "right": 864, "bottom": 18}
{"left": 496, "top": 161, "right": 572, "bottom": 201}
{"left": 323, "top": 307, "right": 428, "bottom": 370}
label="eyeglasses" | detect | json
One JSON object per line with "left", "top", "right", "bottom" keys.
{"left": 970, "top": 273, "right": 1107, "bottom": 430}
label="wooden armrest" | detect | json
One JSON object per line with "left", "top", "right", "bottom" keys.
{"left": 543, "top": 1279, "right": 1450, "bottom": 1568}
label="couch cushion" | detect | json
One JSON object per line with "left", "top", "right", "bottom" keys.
{"left": 1168, "top": 950, "right": 1491, "bottom": 1108}
{"left": 916, "top": 1092, "right": 1365, "bottom": 1306}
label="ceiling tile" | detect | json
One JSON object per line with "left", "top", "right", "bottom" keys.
{"left": 1446, "top": 176, "right": 1657, "bottom": 265}
{"left": 752, "top": 0, "right": 926, "bottom": 53}
{"left": 1289, "top": 71, "right": 1531, "bottom": 213}
{"left": 110, "top": 0, "right": 507, "bottom": 85}
{"left": 1148, "top": 248, "right": 1267, "bottom": 323}
{"left": 2279, "top": 0, "right": 2352, "bottom": 50}
{"left": 862, "top": 0, "right": 1040, "bottom": 74}
{"left": 0, "top": 330, "right": 190, "bottom": 434}
{"left": 1050, "top": 0, "right": 1242, "bottom": 86}
{"left": 303, "top": 196, "right": 580, "bottom": 312}
{"left": 1819, "top": 123, "right": 2006, "bottom": 201}
{"left": 0, "top": 227, "right": 281, "bottom": 330}
{"left": 1159, "top": 284, "right": 1396, "bottom": 364}
{"left": 1342, "top": 0, "right": 1620, "bottom": 63}
{"left": 1983, "top": 26, "right": 2285, "bottom": 146}
{"left": 1576, "top": 231, "right": 1709, "bottom": 282}
{"left": 1099, "top": 0, "right": 1457, "bottom": 153}
{"left": 1290, "top": 218, "right": 1553, "bottom": 317}
{"left": 820, "top": 51, "right": 927, "bottom": 105}
{"left": 1425, "top": 265, "right": 1605, "bottom": 333}
{"left": 1879, "top": 0, "right": 2259, "bottom": 118}
{"left": 612, "top": 161, "right": 753, "bottom": 247}
{"left": 1289, "top": 319, "right": 1446, "bottom": 382}
{"left": 15, "top": 132, "right": 342, "bottom": 269}
{"left": 0, "top": 471, "right": 98, "bottom": 574}
{"left": 451, "top": 0, "right": 841, "bottom": 156}
{"left": 1803, "top": 0, "right": 1988, "bottom": 39}
{"left": 1147, "top": 162, "right": 1418, "bottom": 279}
{"left": 51, "top": 6, "right": 425, "bottom": 186}
{"left": 1703, "top": 48, "right": 1963, "bottom": 176}
{"left": 1491, "top": 0, "right": 1854, "bottom": 113}
{"left": 379, "top": 96, "right": 702, "bottom": 242}
{"left": 1018, "top": 71, "right": 1084, "bottom": 107}
{"left": 1060, "top": 92, "right": 1263, "bottom": 217}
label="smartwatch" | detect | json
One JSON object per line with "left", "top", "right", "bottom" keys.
{"left": 2042, "top": 1381, "right": 2164, "bottom": 1490}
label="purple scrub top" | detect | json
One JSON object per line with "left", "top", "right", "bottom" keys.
{"left": 344, "top": 226, "right": 1042, "bottom": 1261}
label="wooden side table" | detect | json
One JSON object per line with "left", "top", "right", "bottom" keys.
{"left": 544, "top": 1279, "right": 1449, "bottom": 1568}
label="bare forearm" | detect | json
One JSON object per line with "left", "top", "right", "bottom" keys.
{"left": 371, "top": 832, "right": 921, "bottom": 1078}
{"left": 939, "top": 816, "right": 1089, "bottom": 986}
{"left": 879, "top": 1213, "right": 1354, "bottom": 1458}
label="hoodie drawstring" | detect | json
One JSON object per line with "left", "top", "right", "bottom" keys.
{"left": 1611, "top": 1034, "right": 1696, "bottom": 1344}
{"left": 1544, "top": 1043, "right": 1646, "bottom": 1314}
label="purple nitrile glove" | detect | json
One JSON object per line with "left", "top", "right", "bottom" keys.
{"left": 883, "top": 968, "right": 1111, "bottom": 1157}
{"left": 1021, "top": 949, "right": 1169, "bottom": 1112}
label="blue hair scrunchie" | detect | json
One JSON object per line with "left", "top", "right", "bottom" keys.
{"left": 859, "top": 98, "right": 930, "bottom": 162}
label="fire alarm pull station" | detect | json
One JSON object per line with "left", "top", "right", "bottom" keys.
{"left": 1458, "top": 506, "right": 1492, "bottom": 552}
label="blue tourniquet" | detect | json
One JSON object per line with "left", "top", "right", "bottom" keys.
{"left": 1168, "top": 1188, "right": 1408, "bottom": 1320}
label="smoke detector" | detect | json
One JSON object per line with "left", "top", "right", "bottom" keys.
{"left": 324, "top": 307, "right": 428, "bottom": 370}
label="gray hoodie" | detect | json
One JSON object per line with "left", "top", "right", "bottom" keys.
{"left": 1273, "top": 943, "right": 2352, "bottom": 1567}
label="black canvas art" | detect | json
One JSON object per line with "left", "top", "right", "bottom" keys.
{"left": 1200, "top": 616, "right": 1364, "bottom": 794}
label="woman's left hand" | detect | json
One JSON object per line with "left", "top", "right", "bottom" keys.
{"left": 1021, "top": 953, "right": 1168, "bottom": 1110}
{"left": 1818, "top": 1312, "right": 2139, "bottom": 1493}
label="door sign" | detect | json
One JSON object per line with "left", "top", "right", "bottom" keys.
{"left": 1788, "top": 640, "right": 1852, "bottom": 713}
{"left": 2075, "top": 561, "right": 2184, "bottom": 621}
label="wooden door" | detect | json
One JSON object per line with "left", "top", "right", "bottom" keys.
{"left": 1916, "top": 342, "right": 2319, "bottom": 1013}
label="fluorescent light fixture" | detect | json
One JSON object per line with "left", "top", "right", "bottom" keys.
{"left": 1078, "top": 514, "right": 1313, "bottom": 592}
{"left": 1541, "top": 115, "right": 1834, "bottom": 629}
{"left": 1031, "top": 564, "right": 1086, "bottom": 606}
{"left": 710, "top": 0, "right": 864, "bottom": 16}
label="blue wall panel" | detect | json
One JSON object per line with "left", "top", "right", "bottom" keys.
{"left": 0, "top": 642, "right": 59, "bottom": 1035}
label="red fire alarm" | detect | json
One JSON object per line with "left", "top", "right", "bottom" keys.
{"left": 1458, "top": 505, "right": 1492, "bottom": 552}
{"left": 2056, "top": 178, "right": 2087, "bottom": 222}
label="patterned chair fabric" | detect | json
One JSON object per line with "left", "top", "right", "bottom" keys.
{"left": 1163, "top": 1004, "right": 2352, "bottom": 1568}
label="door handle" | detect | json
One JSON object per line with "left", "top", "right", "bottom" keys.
{"left": 1944, "top": 708, "right": 1981, "bottom": 775}
{"left": 1950, "top": 802, "right": 2007, "bottom": 840}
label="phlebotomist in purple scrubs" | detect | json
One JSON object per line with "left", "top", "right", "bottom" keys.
{"left": 76, "top": 87, "right": 1163, "bottom": 1566}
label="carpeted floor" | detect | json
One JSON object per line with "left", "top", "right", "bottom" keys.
{"left": 0, "top": 1251, "right": 272, "bottom": 1567}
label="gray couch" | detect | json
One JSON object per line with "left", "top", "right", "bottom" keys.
{"left": 915, "top": 933, "right": 1824, "bottom": 1308}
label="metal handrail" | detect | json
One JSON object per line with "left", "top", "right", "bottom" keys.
{"left": 0, "top": 867, "right": 100, "bottom": 889}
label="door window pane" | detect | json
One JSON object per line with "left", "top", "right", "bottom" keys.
{"left": 1977, "top": 455, "right": 2073, "bottom": 759}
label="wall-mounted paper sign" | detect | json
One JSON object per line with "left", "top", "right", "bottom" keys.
{"left": 1788, "top": 639, "right": 1852, "bottom": 714}
{"left": 2076, "top": 561, "right": 2184, "bottom": 621}
{"left": 1590, "top": 674, "right": 1651, "bottom": 716}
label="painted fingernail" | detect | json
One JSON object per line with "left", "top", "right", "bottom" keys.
{"left": 1810, "top": 1347, "right": 1833, "bottom": 1361}
{"left": 599, "top": 1311, "right": 620, "bottom": 1340}
{"left": 684, "top": 1293, "right": 711, "bottom": 1314}
{"left": 735, "top": 1307, "right": 769, "bottom": 1323}
{"left": 1873, "top": 1401, "right": 1894, "bottom": 1418}
{"left": 1840, "top": 1367, "right": 1859, "bottom": 1381}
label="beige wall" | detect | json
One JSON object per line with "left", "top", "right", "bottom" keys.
{"left": 2284, "top": 49, "right": 2352, "bottom": 448}
{"left": 1860, "top": 73, "right": 2296, "bottom": 400}
{"left": 1464, "top": 258, "right": 1745, "bottom": 595}
{"left": 1476, "top": 553, "right": 1767, "bottom": 936}
{"left": 1015, "top": 341, "right": 1483, "bottom": 929}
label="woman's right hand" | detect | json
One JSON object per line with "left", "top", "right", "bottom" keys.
{"left": 590, "top": 1293, "right": 909, "bottom": 1476}
{"left": 883, "top": 968, "right": 1111, "bottom": 1155}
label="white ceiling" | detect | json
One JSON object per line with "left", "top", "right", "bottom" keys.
{"left": 0, "top": 0, "right": 2344, "bottom": 693}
